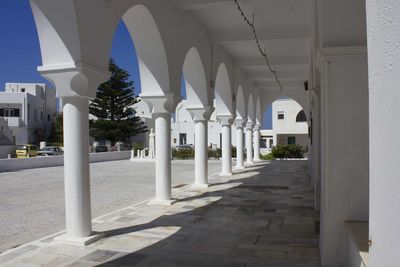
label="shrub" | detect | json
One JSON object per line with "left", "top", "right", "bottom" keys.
{"left": 172, "top": 148, "right": 195, "bottom": 159}
{"left": 171, "top": 146, "right": 237, "bottom": 160}
{"left": 261, "top": 153, "right": 275, "bottom": 160}
{"left": 231, "top": 146, "right": 237, "bottom": 158}
{"left": 271, "top": 144, "right": 305, "bottom": 159}
{"left": 208, "top": 149, "right": 220, "bottom": 159}
{"left": 132, "top": 143, "right": 144, "bottom": 151}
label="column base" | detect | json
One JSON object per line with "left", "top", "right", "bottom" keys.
{"left": 192, "top": 183, "right": 210, "bottom": 189}
{"left": 235, "top": 166, "right": 245, "bottom": 170}
{"left": 148, "top": 198, "right": 177, "bottom": 206}
{"left": 54, "top": 232, "right": 104, "bottom": 246}
{"left": 219, "top": 172, "right": 233, "bottom": 177}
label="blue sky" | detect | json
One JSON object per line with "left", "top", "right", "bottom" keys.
{"left": 0, "top": 0, "right": 272, "bottom": 129}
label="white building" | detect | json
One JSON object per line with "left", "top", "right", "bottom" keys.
{"left": 0, "top": 118, "right": 15, "bottom": 158}
{"left": 0, "top": 83, "right": 57, "bottom": 144}
{"left": 172, "top": 98, "right": 308, "bottom": 153}
{"left": 171, "top": 100, "right": 221, "bottom": 148}
{"left": 260, "top": 99, "right": 309, "bottom": 154}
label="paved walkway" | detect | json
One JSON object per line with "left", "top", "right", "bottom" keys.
{"left": 0, "top": 160, "right": 320, "bottom": 267}
{"left": 0, "top": 160, "right": 222, "bottom": 252}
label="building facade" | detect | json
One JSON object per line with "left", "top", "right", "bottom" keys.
{"left": 260, "top": 98, "right": 309, "bottom": 153}
{"left": 171, "top": 98, "right": 308, "bottom": 153}
{"left": 0, "top": 83, "right": 56, "bottom": 144}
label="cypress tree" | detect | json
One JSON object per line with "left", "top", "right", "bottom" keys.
{"left": 89, "top": 59, "right": 147, "bottom": 143}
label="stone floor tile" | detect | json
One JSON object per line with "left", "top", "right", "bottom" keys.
{"left": 4, "top": 161, "right": 320, "bottom": 267}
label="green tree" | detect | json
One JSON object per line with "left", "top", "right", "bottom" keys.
{"left": 47, "top": 113, "right": 63, "bottom": 145}
{"left": 89, "top": 59, "right": 147, "bottom": 143}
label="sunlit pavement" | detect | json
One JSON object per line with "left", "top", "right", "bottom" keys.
{"left": 0, "top": 160, "right": 320, "bottom": 267}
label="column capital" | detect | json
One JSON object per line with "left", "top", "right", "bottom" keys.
{"left": 253, "top": 123, "right": 261, "bottom": 131}
{"left": 246, "top": 121, "right": 255, "bottom": 130}
{"left": 217, "top": 115, "right": 234, "bottom": 126}
{"left": 140, "top": 92, "right": 178, "bottom": 115}
{"left": 39, "top": 62, "right": 110, "bottom": 99}
{"left": 187, "top": 105, "right": 213, "bottom": 122}
{"left": 234, "top": 119, "right": 246, "bottom": 128}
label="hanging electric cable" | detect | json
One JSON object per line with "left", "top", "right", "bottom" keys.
{"left": 233, "top": 0, "right": 284, "bottom": 91}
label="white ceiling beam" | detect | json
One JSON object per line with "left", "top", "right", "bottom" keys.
{"left": 248, "top": 74, "right": 308, "bottom": 81}
{"left": 256, "top": 86, "right": 304, "bottom": 91}
{"left": 236, "top": 57, "right": 309, "bottom": 68}
{"left": 254, "top": 80, "right": 306, "bottom": 88}
{"left": 212, "top": 27, "right": 310, "bottom": 44}
{"left": 175, "top": 0, "right": 232, "bottom": 10}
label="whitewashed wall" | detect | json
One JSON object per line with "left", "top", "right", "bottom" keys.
{"left": 0, "top": 151, "right": 131, "bottom": 172}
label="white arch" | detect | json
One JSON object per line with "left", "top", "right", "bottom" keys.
{"left": 260, "top": 89, "right": 310, "bottom": 120}
{"left": 183, "top": 47, "right": 208, "bottom": 107}
{"left": 236, "top": 86, "right": 246, "bottom": 120}
{"left": 215, "top": 63, "right": 233, "bottom": 115}
{"left": 122, "top": 5, "right": 169, "bottom": 95}
{"left": 255, "top": 97, "right": 262, "bottom": 125}
{"left": 261, "top": 96, "right": 309, "bottom": 128}
{"left": 247, "top": 93, "right": 255, "bottom": 122}
{"left": 30, "top": 1, "right": 82, "bottom": 67}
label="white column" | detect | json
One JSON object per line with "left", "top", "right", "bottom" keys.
{"left": 188, "top": 107, "right": 211, "bottom": 187}
{"left": 235, "top": 119, "right": 245, "bottom": 169}
{"left": 62, "top": 97, "right": 92, "bottom": 238}
{"left": 194, "top": 120, "right": 208, "bottom": 186}
{"left": 40, "top": 66, "right": 110, "bottom": 245}
{"left": 218, "top": 115, "right": 233, "bottom": 176}
{"left": 253, "top": 123, "right": 261, "bottom": 162}
{"left": 154, "top": 113, "right": 172, "bottom": 203}
{"left": 367, "top": 2, "right": 400, "bottom": 265}
{"left": 246, "top": 122, "right": 254, "bottom": 165}
{"left": 141, "top": 94, "right": 176, "bottom": 205}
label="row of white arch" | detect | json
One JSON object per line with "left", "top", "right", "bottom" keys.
{"left": 28, "top": 0, "right": 309, "bottom": 244}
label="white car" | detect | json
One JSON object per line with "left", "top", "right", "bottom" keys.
{"left": 37, "top": 146, "right": 64, "bottom": 156}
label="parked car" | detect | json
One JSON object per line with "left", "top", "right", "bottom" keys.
{"left": 16, "top": 144, "right": 38, "bottom": 158}
{"left": 37, "top": 146, "right": 64, "bottom": 156}
{"left": 175, "top": 144, "right": 194, "bottom": 150}
{"left": 94, "top": 145, "right": 109, "bottom": 153}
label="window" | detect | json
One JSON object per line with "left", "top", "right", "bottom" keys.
{"left": 40, "top": 111, "right": 43, "bottom": 120}
{"left": 260, "top": 139, "right": 267, "bottom": 148}
{"left": 179, "top": 133, "right": 187, "bottom": 145}
{"left": 21, "top": 88, "right": 25, "bottom": 92}
{"left": 47, "top": 114, "right": 51, "bottom": 121}
{"left": 296, "top": 110, "right": 307, "bottom": 122}
{"left": 34, "top": 109, "right": 38, "bottom": 121}
{"left": 288, "top": 136, "right": 296, "bottom": 145}
{"left": 2, "top": 109, "right": 19, "bottom": 117}
{"left": 277, "top": 112, "right": 285, "bottom": 120}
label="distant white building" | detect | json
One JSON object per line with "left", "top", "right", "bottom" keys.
{"left": 171, "top": 100, "right": 222, "bottom": 149}
{"left": 171, "top": 98, "right": 308, "bottom": 152}
{"left": 134, "top": 98, "right": 309, "bottom": 154}
{"left": 0, "top": 118, "right": 15, "bottom": 158}
{"left": 260, "top": 98, "right": 309, "bottom": 154}
{"left": 0, "top": 83, "right": 57, "bottom": 144}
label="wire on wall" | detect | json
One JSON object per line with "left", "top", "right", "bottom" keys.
{"left": 233, "top": 0, "right": 284, "bottom": 92}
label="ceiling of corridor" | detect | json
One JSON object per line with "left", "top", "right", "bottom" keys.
{"left": 174, "top": 0, "right": 312, "bottom": 91}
